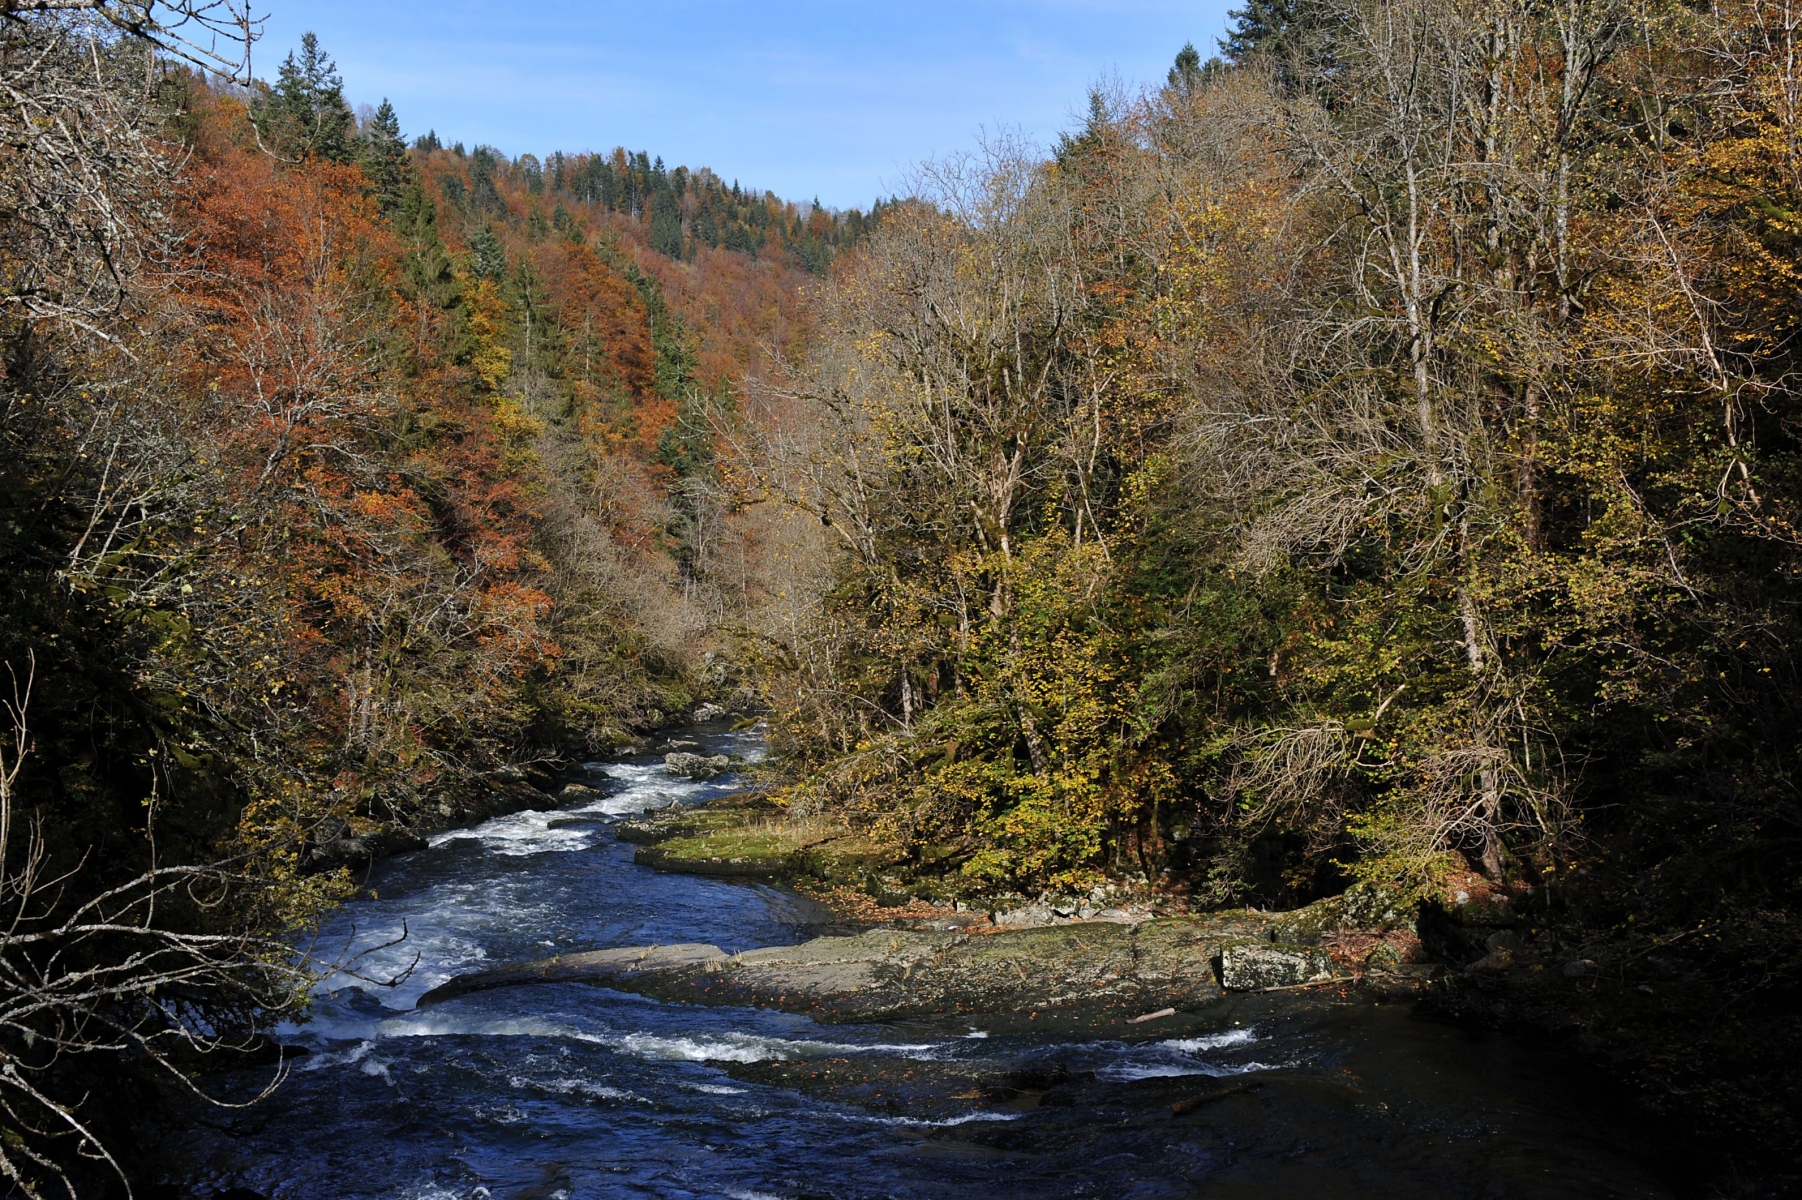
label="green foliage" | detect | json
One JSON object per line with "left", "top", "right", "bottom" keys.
{"left": 251, "top": 32, "right": 354, "bottom": 162}
{"left": 1170, "top": 42, "right": 1202, "bottom": 88}
{"left": 358, "top": 98, "right": 410, "bottom": 214}
{"left": 468, "top": 223, "right": 507, "bottom": 281}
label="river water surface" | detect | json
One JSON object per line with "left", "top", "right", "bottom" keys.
{"left": 182, "top": 724, "right": 1695, "bottom": 1200}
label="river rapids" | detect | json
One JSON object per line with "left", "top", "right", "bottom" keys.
{"left": 178, "top": 723, "right": 1693, "bottom": 1200}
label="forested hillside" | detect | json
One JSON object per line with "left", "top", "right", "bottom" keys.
{"left": 0, "top": 10, "right": 860, "bottom": 1192}
{"left": 747, "top": 0, "right": 1802, "bottom": 1156}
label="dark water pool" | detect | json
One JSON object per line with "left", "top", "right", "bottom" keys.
{"left": 178, "top": 725, "right": 1694, "bottom": 1200}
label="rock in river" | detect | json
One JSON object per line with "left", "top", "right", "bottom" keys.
{"left": 665, "top": 751, "right": 731, "bottom": 780}
{"left": 301, "top": 822, "right": 428, "bottom": 875}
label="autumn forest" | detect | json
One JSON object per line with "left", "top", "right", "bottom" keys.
{"left": 3, "top": 0, "right": 1801, "bottom": 1193}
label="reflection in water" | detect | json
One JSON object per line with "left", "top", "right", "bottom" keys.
{"left": 179, "top": 725, "right": 1687, "bottom": 1200}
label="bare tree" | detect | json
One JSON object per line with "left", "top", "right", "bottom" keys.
{"left": 0, "top": 1, "right": 258, "bottom": 340}
{"left": 0, "top": 655, "right": 364, "bottom": 1199}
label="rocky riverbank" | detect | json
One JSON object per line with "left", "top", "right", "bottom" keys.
{"left": 416, "top": 892, "right": 1441, "bottom": 1026}
{"left": 421, "top": 797, "right": 1450, "bottom": 1020}
{"left": 596, "top": 787, "right": 1802, "bottom": 1177}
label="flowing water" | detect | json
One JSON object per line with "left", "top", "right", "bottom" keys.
{"left": 181, "top": 724, "right": 1695, "bottom": 1200}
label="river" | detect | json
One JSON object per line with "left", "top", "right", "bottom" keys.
{"left": 179, "top": 722, "right": 1696, "bottom": 1199}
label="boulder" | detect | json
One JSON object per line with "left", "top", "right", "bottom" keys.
{"left": 301, "top": 825, "right": 427, "bottom": 875}
{"left": 1269, "top": 884, "right": 1414, "bottom": 945}
{"left": 867, "top": 875, "right": 914, "bottom": 907}
{"left": 555, "top": 781, "right": 602, "bottom": 803}
{"left": 665, "top": 752, "right": 731, "bottom": 780}
{"left": 1218, "top": 940, "right": 1335, "bottom": 991}
{"left": 991, "top": 898, "right": 1056, "bottom": 928}
{"left": 693, "top": 702, "right": 730, "bottom": 722}
{"left": 492, "top": 762, "right": 557, "bottom": 792}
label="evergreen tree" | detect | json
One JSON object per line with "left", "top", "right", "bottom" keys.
{"left": 251, "top": 32, "right": 354, "bottom": 162}
{"left": 1218, "top": 0, "right": 1339, "bottom": 85}
{"left": 551, "top": 202, "right": 583, "bottom": 244}
{"left": 468, "top": 145, "right": 504, "bottom": 214}
{"left": 394, "top": 182, "right": 458, "bottom": 312}
{"left": 1168, "top": 41, "right": 1203, "bottom": 93}
{"left": 358, "top": 98, "right": 410, "bottom": 214}
{"left": 649, "top": 189, "right": 684, "bottom": 259}
{"left": 468, "top": 224, "right": 506, "bottom": 282}
{"left": 1054, "top": 90, "right": 1114, "bottom": 172}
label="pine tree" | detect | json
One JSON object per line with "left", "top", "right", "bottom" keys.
{"left": 1219, "top": 0, "right": 1337, "bottom": 81}
{"left": 251, "top": 32, "right": 354, "bottom": 162}
{"left": 649, "top": 189, "right": 684, "bottom": 259}
{"left": 1054, "top": 90, "right": 1113, "bottom": 171}
{"left": 391, "top": 179, "right": 460, "bottom": 321}
{"left": 1168, "top": 41, "right": 1203, "bottom": 92}
{"left": 358, "top": 99, "right": 410, "bottom": 215}
{"left": 468, "top": 224, "right": 506, "bottom": 282}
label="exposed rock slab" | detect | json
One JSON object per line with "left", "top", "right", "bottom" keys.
{"left": 416, "top": 915, "right": 1286, "bottom": 1018}
{"left": 416, "top": 942, "right": 730, "bottom": 1006}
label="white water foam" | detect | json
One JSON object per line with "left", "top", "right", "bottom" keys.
{"left": 426, "top": 808, "right": 597, "bottom": 856}
{"left": 860, "top": 1111, "right": 1025, "bottom": 1127}
{"left": 302, "top": 894, "right": 502, "bottom": 1013}
{"left": 612, "top": 1031, "right": 941, "bottom": 1064}
{"left": 425, "top": 757, "right": 731, "bottom": 858}
{"left": 297, "top": 1010, "right": 948, "bottom": 1070}
{"left": 507, "top": 1073, "right": 644, "bottom": 1103}
{"left": 1163, "top": 1028, "right": 1257, "bottom": 1053}
{"left": 296, "top": 1039, "right": 376, "bottom": 1071}
{"left": 1091, "top": 1025, "right": 1271, "bottom": 1082}
{"left": 397, "top": 1185, "right": 470, "bottom": 1200}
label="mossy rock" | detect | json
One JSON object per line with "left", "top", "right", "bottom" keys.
{"left": 1268, "top": 884, "right": 1415, "bottom": 946}
{"left": 634, "top": 829, "right": 801, "bottom": 877}
{"left": 1218, "top": 938, "right": 1335, "bottom": 991}
{"left": 615, "top": 793, "right": 777, "bottom": 844}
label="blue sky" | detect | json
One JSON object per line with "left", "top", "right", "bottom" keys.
{"left": 259, "top": 2, "right": 1235, "bottom": 209}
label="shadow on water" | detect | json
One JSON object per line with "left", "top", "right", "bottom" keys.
{"left": 171, "top": 724, "right": 1705, "bottom": 1200}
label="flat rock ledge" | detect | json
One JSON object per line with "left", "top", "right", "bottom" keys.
{"left": 416, "top": 914, "right": 1436, "bottom": 1021}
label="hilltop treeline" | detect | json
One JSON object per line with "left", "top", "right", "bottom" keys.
{"left": 755, "top": 0, "right": 1802, "bottom": 1152}
{"left": 534, "top": 146, "right": 886, "bottom": 271}
{"left": 0, "top": 16, "right": 834, "bottom": 1191}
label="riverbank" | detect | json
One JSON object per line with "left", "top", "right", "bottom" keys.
{"left": 599, "top": 790, "right": 1802, "bottom": 1191}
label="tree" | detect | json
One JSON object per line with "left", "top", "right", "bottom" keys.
{"left": 468, "top": 222, "right": 507, "bottom": 281}
{"left": 649, "top": 188, "right": 684, "bottom": 258}
{"left": 1168, "top": 41, "right": 1205, "bottom": 94}
{"left": 251, "top": 32, "right": 353, "bottom": 162}
{"left": 1220, "top": 0, "right": 1312, "bottom": 61}
{"left": 358, "top": 98, "right": 410, "bottom": 214}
